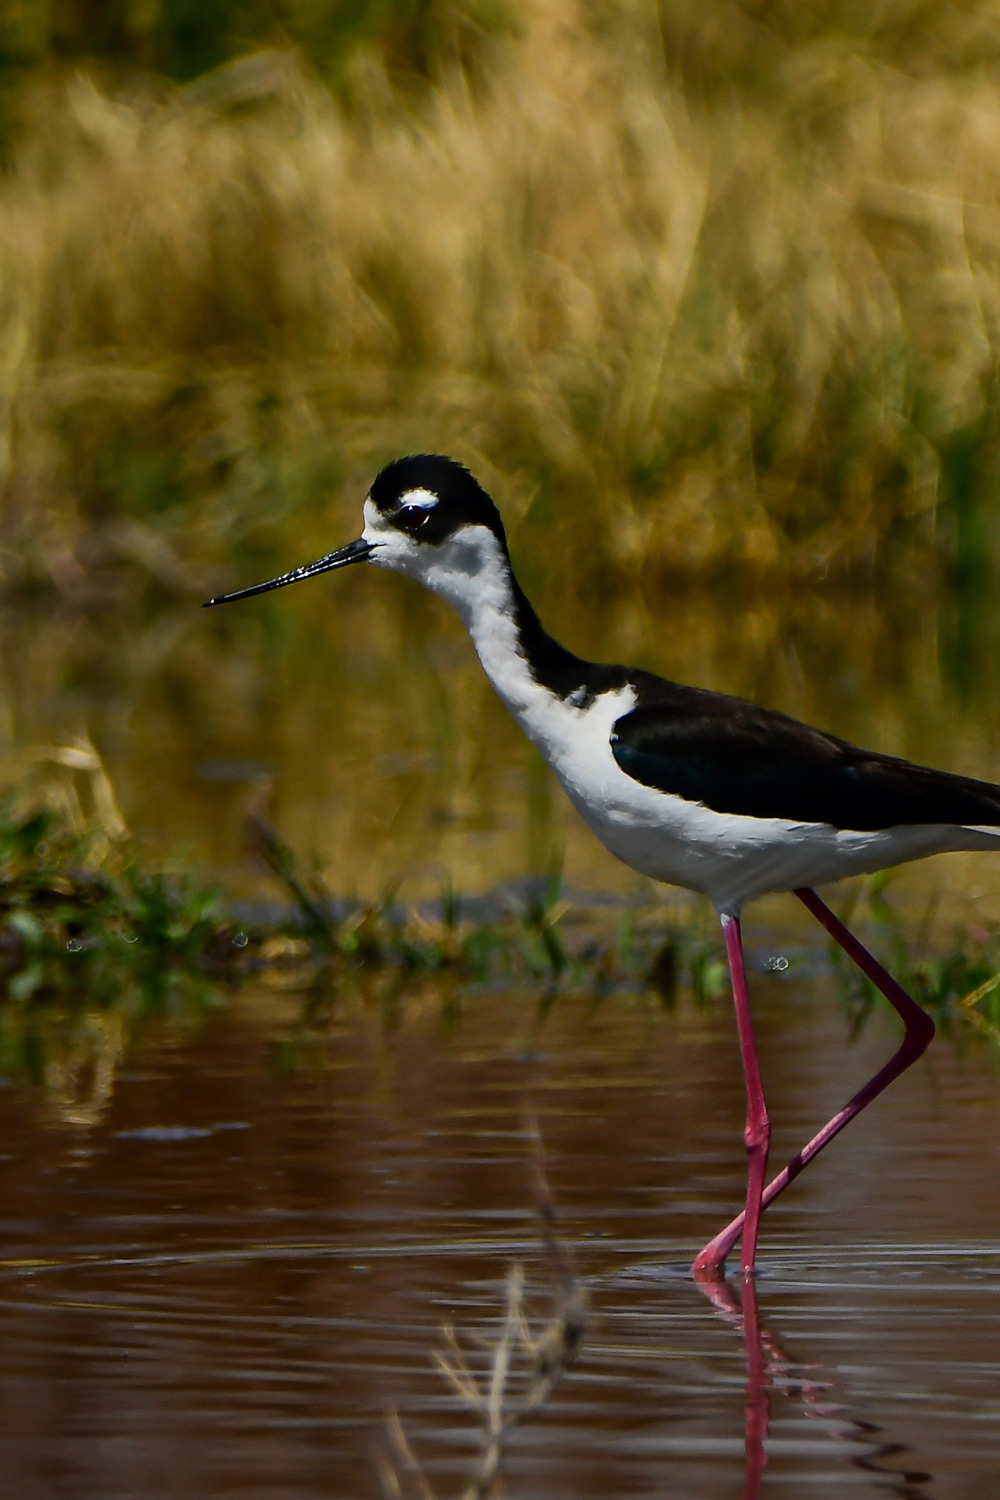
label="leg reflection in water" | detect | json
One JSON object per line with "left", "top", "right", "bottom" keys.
{"left": 694, "top": 1272, "right": 935, "bottom": 1500}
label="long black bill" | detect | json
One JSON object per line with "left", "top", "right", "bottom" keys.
{"left": 203, "top": 537, "right": 376, "bottom": 607}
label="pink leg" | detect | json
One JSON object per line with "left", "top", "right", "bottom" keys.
{"left": 693, "top": 886, "right": 935, "bottom": 1278}
{"left": 694, "top": 913, "right": 771, "bottom": 1279}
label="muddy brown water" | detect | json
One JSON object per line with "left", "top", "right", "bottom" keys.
{"left": 0, "top": 966, "right": 998, "bottom": 1499}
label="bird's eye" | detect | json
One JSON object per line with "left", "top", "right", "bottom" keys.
{"left": 397, "top": 505, "right": 430, "bottom": 533}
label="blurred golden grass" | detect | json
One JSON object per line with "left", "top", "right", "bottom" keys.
{"left": 2, "top": 2, "right": 1000, "bottom": 598}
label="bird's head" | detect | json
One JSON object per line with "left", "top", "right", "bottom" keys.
{"left": 204, "top": 454, "right": 510, "bottom": 613}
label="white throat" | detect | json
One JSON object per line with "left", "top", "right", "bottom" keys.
{"left": 418, "top": 526, "right": 538, "bottom": 722}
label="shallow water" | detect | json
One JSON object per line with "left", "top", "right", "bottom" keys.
{"left": 1, "top": 966, "right": 998, "bottom": 1498}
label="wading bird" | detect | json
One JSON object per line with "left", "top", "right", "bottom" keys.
{"left": 205, "top": 455, "right": 1000, "bottom": 1277}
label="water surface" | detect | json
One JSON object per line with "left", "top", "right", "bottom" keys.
{"left": 0, "top": 968, "right": 998, "bottom": 1498}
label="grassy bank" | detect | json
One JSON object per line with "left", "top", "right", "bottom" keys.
{"left": 0, "top": 750, "right": 725, "bottom": 1008}
{"left": 1, "top": 752, "right": 998, "bottom": 1058}
{"left": 1, "top": 4, "right": 1000, "bottom": 602}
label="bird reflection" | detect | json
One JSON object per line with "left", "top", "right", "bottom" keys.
{"left": 694, "top": 1272, "right": 934, "bottom": 1499}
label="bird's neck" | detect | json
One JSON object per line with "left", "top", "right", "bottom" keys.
{"left": 427, "top": 530, "right": 592, "bottom": 733}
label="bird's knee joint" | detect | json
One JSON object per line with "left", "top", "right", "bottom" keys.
{"left": 913, "top": 1010, "right": 936, "bottom": 1052}
{"left": 744, "top": 1118, "right": 771, "bottom": 1154}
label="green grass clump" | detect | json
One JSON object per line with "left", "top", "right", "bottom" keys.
{"left": 0, "top": 756, "right": 723, "bottom": 1014}
{"left": 0, "top": 769, "right": 238, "bottom": 1112}
{"left": 250, "top": 813, "right": 727, "bottom": 996}
{"left": 0, "top": 798, "right": 238, "bottom": 1008}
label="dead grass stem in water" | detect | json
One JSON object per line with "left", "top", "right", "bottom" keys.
{"left": 1, "top": 5, "right": 1000, "bottom": 594}
{"left": 380, "top": 1116, "right": 586, "bottom": 1499}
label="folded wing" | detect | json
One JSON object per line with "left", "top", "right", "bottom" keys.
{"left": 610, "top": 678, "right": 1000, "bottom": 830}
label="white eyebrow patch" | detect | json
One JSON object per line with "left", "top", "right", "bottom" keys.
{"left": 399, "top": 488, "right": 439, "bottom": 510}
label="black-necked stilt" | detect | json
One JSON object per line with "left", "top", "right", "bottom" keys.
{"left": 205, "top": 454, "right": 1000, "bottom": 1277}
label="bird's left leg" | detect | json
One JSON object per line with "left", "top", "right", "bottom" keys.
{"left": 694, "top": 911, "right": 772, "bottom": 1280}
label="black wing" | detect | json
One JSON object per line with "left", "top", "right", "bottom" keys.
{"left": 610, "top": 674, "right": 1000, "bottom": 830}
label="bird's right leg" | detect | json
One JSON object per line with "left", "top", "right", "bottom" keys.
{"left": 692, "top": 887, "right": 935, "bottom": 1278}
{"left": 693, "top": 911, "right": 771, "bottom": 1280}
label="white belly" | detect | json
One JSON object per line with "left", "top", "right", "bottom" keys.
{"left": 566, "top": 783, "right": 1000, "bottom": 911}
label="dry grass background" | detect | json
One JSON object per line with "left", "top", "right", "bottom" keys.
{"left": 2, "top": 1, "right": 1000, "bottom": 601}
